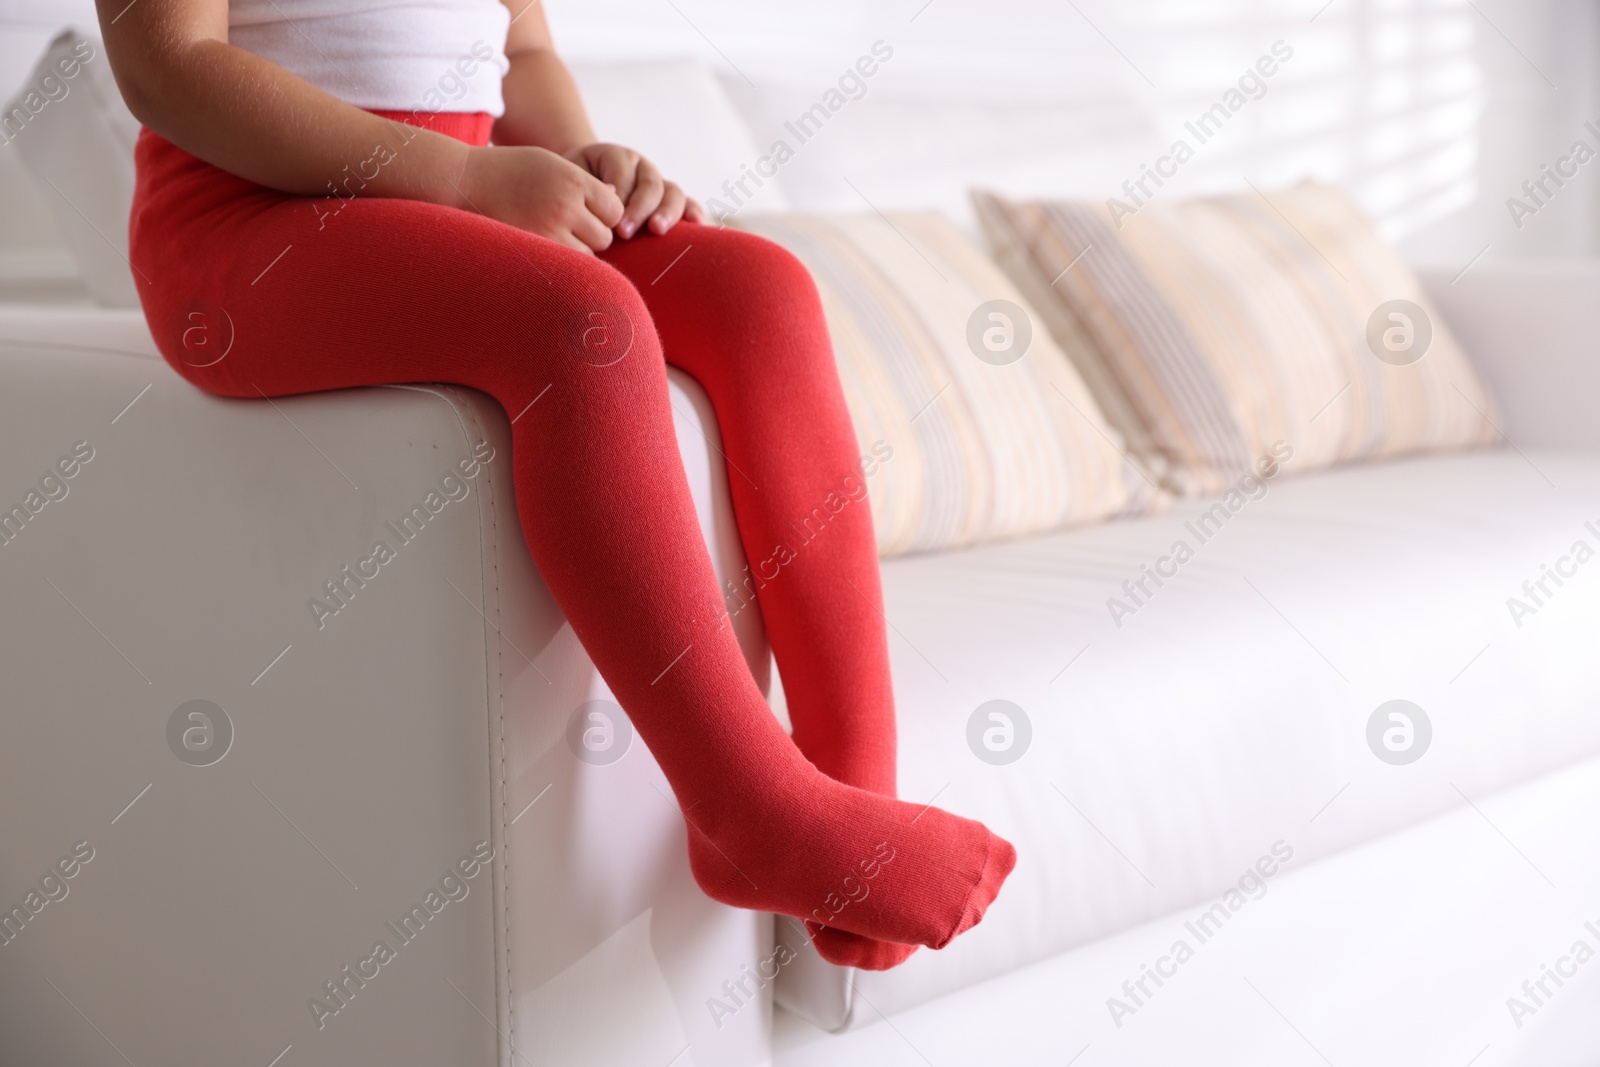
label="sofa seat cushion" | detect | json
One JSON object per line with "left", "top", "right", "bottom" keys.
{"left": 792, "top": 447, "right": 1600, "bottom": 1025}
{"left": 779, "top": 752, "right": 1600, "bottom": 1065}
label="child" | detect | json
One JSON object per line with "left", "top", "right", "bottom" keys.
{"left": 96, "top": 0, "right": 1014, "bottom": 970}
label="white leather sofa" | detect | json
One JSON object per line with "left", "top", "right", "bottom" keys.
{"left": 0, "top": 302, "right": 776, "bottom": 1066}
{"left": 774, "top": 262, "right": 1600, "bottom": 1067}
{"left": 4, "top": 264, "right": 1600, "bottom": 1067}
{"left": 4, "top": 15, "right": 1600, "bottom": 1060}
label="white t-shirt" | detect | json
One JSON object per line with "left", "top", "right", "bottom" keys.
{"left": 229, "top": 0, "right": 512, "bottom": 117}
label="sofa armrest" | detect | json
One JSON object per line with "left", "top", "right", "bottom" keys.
{"left": 1419, "top": 261, "right": 1600, "bottom": 451}
{"left": 0, "top": 308, "right": 773, "bottom": 1066}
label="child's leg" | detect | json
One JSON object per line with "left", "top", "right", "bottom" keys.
{"left": 602, "top": 225, "right": 898, "bottom": 793}
{"left": 601, "top": 226, "right": 921, "bottom": 967}
{"left": 132, "top": 133, "right": 1013, "bottom": 952}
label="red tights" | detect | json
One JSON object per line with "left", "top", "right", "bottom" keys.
{"left": 128, "top": 110, "right": 1012, "bottom": 968}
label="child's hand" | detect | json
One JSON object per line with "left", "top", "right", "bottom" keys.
{"left": 458, "top": 145, "right": 626, "bottom": 253}
{"left": 564, "top": 144, "right": 707, "bottom": 238}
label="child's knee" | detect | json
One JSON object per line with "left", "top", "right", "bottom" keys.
{"left": 714, "top": 230, "right": 818, "bottom": 300}
{"left": 541, "top": 253, "right": 658, "bottom": 371}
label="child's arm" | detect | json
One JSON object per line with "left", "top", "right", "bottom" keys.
{"left": 491, "top": 2, "right": 598, "bottom": 156}
{"left": 93, "top": 0, "right": 624, "bottom": 252}
{"left": 493, "top": 1, "right": 705, "bottom": 239}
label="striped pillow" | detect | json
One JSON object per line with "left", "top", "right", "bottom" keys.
{"left": 728, "top": 212, "right": 1160, "bottom": 556}
{"left": 974, "top": 183, "right": 1501, "bottom": 495}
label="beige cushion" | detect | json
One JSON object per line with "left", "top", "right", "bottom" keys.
{"left": 728, "top": 212, "right": 1160, "bottom": 556}
{"left": 974, "top": 183, "right": 1501, "bottom": 495}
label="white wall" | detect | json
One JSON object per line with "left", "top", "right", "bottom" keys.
{"left": 0, "top": 11, "right": 83, "bottom": 279}
{"left": 543, "top": 0, "right": 1600, "bottom": 265}
{"left": 2, "top": 0, "right": 1596, "bottom": 273}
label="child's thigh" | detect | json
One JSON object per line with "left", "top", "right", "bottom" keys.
{"left": 139, "top": 191, "right": 652, "bottom": 402}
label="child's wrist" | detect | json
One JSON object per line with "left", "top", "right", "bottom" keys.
{"left": 426, "top": 137, "right": 479, "bottom": 213}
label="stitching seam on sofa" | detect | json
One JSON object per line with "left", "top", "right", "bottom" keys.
{"left": 0, "top": 338, "right": 160, "bottom": 361}
{"left": 382, "top": 383, "right": 517, "bottom": 1062}
{"left": 469, "top": 391, "right": 518, "bottom": 1062}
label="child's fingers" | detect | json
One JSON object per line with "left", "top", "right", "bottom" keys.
{"left": 683, "top": 197, "right": 708, "bottom": 224}
{"left": 571, "top": 207, "right": 616, "bottom": 253}
{"left": 586, "top": 145, "right": 638, "bottom": 201}
{"left": 648, "top": 183, "right": 689, "bottom": 234}
{"left": 551, "top": 229, "right": 596, "bottom": 255}
{"left": 619, "top": 159, "right": 665, "bottom": 238}
{"left": 581, "top": 173, "right": 625, "bottom": 228}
